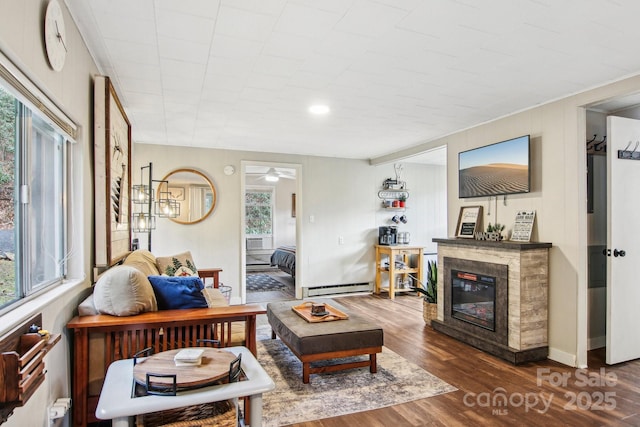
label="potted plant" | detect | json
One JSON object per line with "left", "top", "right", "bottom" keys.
{"left": 398, "top": 194, "right": 407, "bottom": 207}
{"left": 487, "top": 222, "right": 505, "bottom": 240}
{"left": 412, "top": 260, "right": 437, "bottom": 326}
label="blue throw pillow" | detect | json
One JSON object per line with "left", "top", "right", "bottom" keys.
{"left": 147, "top": 275, "right": 209, "bottom": 309}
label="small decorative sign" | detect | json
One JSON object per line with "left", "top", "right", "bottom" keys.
{"left": 456, "top": 206, "right": 483, "bottom": 238}
{"left": 474, "top": 231, "right": 502, "bottom": 241}
{"left": 510, "top": 210, "right": 536, "bottom": 242}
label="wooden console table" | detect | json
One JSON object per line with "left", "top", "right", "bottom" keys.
{"left": 374, "top": 245, "right": 424, "bottom": 299}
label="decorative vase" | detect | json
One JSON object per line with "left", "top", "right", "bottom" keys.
{"left": 422, "top": 300, "right": 438, "bottom": 326}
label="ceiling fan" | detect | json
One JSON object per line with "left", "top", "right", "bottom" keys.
{"left": 258, "top": 167, "right": 296, "bottom": 182}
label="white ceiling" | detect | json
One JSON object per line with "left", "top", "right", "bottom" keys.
{"left": 66, "top": 0, "right": 640, "bottom": 163}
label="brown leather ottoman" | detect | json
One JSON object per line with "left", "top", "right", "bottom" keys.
{"left": 266, "top": 298, "right": 384, "bottom": 383}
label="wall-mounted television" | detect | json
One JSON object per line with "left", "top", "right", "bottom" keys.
{"left": 458, "top": 135, "right": 530, "bottom": 198}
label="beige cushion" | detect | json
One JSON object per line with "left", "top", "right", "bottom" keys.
{"left": 202, "top": 288, "right": 229, "bottom": 307}
{"left": 123, "top": 250, "right": 160, "bottom": 276}
{"left": 201, "top": 288, "right": 245, "bottom": 345}
{"left": 78, "top": 294, "right": 99, "bottom": 316}
{"left": 93, "top": 265, "right": 158, "bottom": 316}
{"left": 156, "top": 251, "right": 198, "bottom": 276}
{"left": 230, "top": 322, "right": 246, "bottom": 346}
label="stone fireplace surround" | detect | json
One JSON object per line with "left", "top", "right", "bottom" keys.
{"left": 432, "top": 238, "right": 552, "bottom": 364}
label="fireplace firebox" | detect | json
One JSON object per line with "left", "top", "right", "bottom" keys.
{"left": 451, "top": 270, "right": 496, "bottom": 331}
{"left": 441, "top": 257, "right": 508, "bottom": 347}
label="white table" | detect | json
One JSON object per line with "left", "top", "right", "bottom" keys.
{"left": 95, "top": 346, "right": 275, "bottom": 427}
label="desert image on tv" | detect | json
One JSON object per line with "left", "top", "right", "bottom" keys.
{"left": 459, "top": 163, "right": 528, "bottom": 198}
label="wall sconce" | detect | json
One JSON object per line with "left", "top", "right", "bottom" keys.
{"left": 131, "top": 162, "right": 179, "bottom": 250}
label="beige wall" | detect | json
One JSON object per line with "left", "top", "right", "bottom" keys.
{"left": 379, "top": 74, "right": 640, "bottom": 367}
{"left": 132, "top": 144, "right": 447, "bottom": 302}
{"left": 0, "top": 1, "right": 98, "bottom": 426}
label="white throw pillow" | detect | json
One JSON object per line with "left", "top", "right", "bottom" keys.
{"left": 93, "top": 265, "right": 158, "bottom": 316}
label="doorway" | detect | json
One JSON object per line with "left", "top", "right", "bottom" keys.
{"left": 586, "top": 93, "right": 640, "bottom": 364}
{"left": 241, "top": 161, "right": 300, "bottom": 304}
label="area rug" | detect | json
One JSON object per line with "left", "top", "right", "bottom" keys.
{"left": 256, "top": 327, "right": 457, "bottom": 426}
{"left": 247, "top": 274, "right": 286, "bottom": 292}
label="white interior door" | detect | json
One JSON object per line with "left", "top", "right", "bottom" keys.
{"left": 606, "top": 115, "right": 640, "bottom": 364}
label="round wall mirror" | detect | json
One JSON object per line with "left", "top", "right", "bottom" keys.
{"left": 159, "top": 168, "right": 216, "bottom": 224}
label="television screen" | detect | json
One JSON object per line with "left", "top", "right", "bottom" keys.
{"left": 458, "top": 135, "right": 530, "bottom": 198}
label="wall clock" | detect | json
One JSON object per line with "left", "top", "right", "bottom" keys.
{"left": 44, "top": 0, "right": 67, "bottom": 72}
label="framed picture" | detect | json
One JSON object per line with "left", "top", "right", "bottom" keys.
{"left": 168, "top": 186, "right": 185, "bottom": 201}
{"left": 455, "top": 206, "right": 483, "bottom": 238}
{"left": 94, "top": 76, "right": 132, "bottom": 267}
{"left": 511, "top": 210, "right": 536, "bottom": 242}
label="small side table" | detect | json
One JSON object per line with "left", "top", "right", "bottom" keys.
{"left": 374, "top": 245, "right": 424, "bottom": 299}
{"left": 96, "top": 346, "right": 274, "bottom": 427}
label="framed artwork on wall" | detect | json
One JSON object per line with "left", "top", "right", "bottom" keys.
{"left": 168, "top": 186, "right": 185, "bottom": 201}
{"left": 455, "top": 206, "right": 483, "bottom": 238}
{"left": 94, "top": 76, "right": 132, "bottom": 267}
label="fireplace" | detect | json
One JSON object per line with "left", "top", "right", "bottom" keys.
{"left": 451, "top": 270, "right": 496, "bottom": 331}
{"left": 432, "top": 238, "right": 551, "bottom": 365}
{"left": 442, "top": 257, "right": 508, "bottom": 347}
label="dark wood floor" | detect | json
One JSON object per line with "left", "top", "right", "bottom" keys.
{"left": 288, "top": 294, "right": 640, "bottom": 427}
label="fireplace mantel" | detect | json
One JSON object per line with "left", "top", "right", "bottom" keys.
{"left": 432, "top": 238, "right": 552, "bottom": 250}
{"left": 432, "top": 237, "right": 552, "bottom": 364}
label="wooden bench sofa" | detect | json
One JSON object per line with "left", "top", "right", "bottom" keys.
{"left": 66, "top": 251, "right": 266, "bottom": 427}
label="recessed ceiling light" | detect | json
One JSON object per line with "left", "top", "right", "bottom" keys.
{"left": 309, "top": 105, "right": 330, "bottom": 115}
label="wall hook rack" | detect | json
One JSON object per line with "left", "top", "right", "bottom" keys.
{"left": 594, "top": 135, "right": 607, "bottom": 152}
{"left": 618, "top": 140, "right": 640, "bottom": 160}
{"left": 587, "top": 134, "right": 606, "bottom": 155}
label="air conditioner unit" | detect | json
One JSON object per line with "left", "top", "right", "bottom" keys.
{"left": 246, "top": 238, "right": 263, "bottom": 250}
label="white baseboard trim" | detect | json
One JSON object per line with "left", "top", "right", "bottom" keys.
{"left": 303, "top": 282, "right": 371, "bottom": 297}
{"left": 588, "top": 335, "right": 606, "bottom": 350}
{"left": 548, "top": 347, "right": 577, "bottom": 367}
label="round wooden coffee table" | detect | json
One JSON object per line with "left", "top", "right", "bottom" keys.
{"left": 133, "top": 348, "right": 237, "bottom": 390}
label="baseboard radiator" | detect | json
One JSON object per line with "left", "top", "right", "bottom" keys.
{"left": 303, "top": 282, "right": 372, "bottom": 297}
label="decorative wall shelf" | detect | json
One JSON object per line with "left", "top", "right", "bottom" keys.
{"left": 377, "top": 190, "right": 409, "bottom": 200}
{"left": 0, "top": 314, "right": 60, "bottom": 424}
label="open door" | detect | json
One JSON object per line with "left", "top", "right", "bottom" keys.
{"left": 606, "top": 116, "right": 640, "bottom": 364}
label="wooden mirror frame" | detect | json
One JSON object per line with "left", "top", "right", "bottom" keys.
{"left": 159, "top": 168, "right": 216, "bottom": 225}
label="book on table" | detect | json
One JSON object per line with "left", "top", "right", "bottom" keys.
{"left": 174, "top": 348, "right": 204, "bottom": 366}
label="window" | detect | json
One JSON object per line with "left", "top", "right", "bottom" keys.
{"left": 0, "top": 84, "right": 69, "bottom": 311}
{"left": 245, "top": 187, "right": 274, "bottom": 236}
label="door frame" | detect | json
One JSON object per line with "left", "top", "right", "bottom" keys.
{"left": 581, "top": 92, "right": 640, "bottom": 367}
{"left": 240, "top": 160, "right": 303, "bottom": 303}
